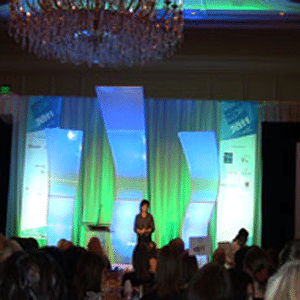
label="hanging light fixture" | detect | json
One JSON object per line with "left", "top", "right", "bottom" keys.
{"left": 8, "top": 0, "right": 184, "bottom": 67}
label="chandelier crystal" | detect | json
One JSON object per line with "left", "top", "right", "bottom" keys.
{"left": 8, "top": 0, "right": 184, "bottom": 67}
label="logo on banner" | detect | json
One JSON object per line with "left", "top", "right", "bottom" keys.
{"left": 221, "top": 101, "right": 258, "bottom": 141}
{"left": 28, "top": 97, "right": 62, "bottom": 132}
{"left": 224, "top": 152, "right": 233, "bottom": 164}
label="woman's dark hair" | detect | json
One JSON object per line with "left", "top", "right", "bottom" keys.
{"left": 40, "top": 246, "right": 64, "bottom": 270}
{"left": 233, "top": 228, "right": 249, "bottom": 242}
{"left": 132, "top": 243, "right": 151, "bottom": 282}
{"left": 62, "top": 246, "right": 87, "bottom": 292}
{"left": 72, "top": 251, "right": 106, "bottom": 300}
{"left": 244, "top": 246, "right": 274, "bottom": 283}
{"left": 155, "top": 245, "right": 183, "bottom": 299}
{"left": 279, "top": 239, "right": 300, "bottom": 266}
{"left": 181, "top": 253, "right": 198, "bottom": 284}
{"left": 0, "top": 250, "right": 67, "bottom": 300}
{"left": 188, "top": 263, "right": 234, "bottom": 300}
{"left": 140, "top": 199, "right": 150, "bottom": 210}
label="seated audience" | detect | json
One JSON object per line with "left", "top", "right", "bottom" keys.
{"left": 57, "top": 239, "right": 74, "bottom": 252}
{"left": 11, "top": 237, "right": 39, "bottom": 252}
{"left": 0, "top": 237, "right": 22, "bottom": 262}
{"left": 0, "top": 250, "right": 68, "bottom": 300}
{"left": 181, "top": 252, "right": 198, "bottom": 288}
{"left": 265, "top": 260, "right": 300, "bottom": 300}
{"left": 62, "top": 245, "right": 87, "bottom": 296}
{"left": 122, "top": 243, "right": 155, "bottom": 298}
{"left": 228, "top": 246, "right": 252, "bottom": 300}
{"left": 169, "top": 238, "right": 185, "bottom": 255}
{"left": 72, "top": 251, "right": 106, "bottom": 300}
{"left": 244, "top": 246, "right": 274, "bottom": 300}
{"left": 278, "top": 239, "right": 300, "bottom": 266}
{"left": 188, "top": 263, "right": 234, "bottom": 300}
{"left": 87, "top": 237, "right": 111, "bottom": 270}
{"left": 141, "top": 245, "right": 185, "bottom": 300}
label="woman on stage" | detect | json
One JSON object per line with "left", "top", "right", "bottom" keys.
{"left": 134, "top": 199, "right": 155, "bottom": 245}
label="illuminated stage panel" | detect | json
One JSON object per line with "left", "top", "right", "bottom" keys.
{"left": 178, "top": 132, "right": 219, "bottom": 250}
{"left": 96, "top": 87, "right": 145, "bottom": 132}
{"left": 97, "top": 86, "right": 147, "bottom": 263}
{"left": 45, "top": 128, "right": 83, "bottom": 246}
{"left": 107, "top": 131, "right": 147, "bottom": 199}
{"left": 21, "top": 131, "right": 49, "bottom": 236}
{"left": 182, "top": 202, "right": 215, "bottom": 247}
{"left": 111, "top": 200, "right": 141, "bottom": 263}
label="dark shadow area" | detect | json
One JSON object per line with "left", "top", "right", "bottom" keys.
{"left": 262, "top": 122, "right": 300, "bottom": 252}
{"left": 0, "top": 114, "right": 12, "bottom": 235}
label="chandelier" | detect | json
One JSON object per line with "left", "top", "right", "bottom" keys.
{"left": 8, "top": 0, "right": 184, "bottom": 67}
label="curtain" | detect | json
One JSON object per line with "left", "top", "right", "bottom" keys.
{"left": 61, "top": 97, "right": 116, "bottom": 260}
{"left": 254, "top": 103, "right": 300, "bottom": 246}
{"left": 145, "top": 99, "right": 221, "bottom": 248}
{"left": 0, "top": 95, "right": 29, "bottom": 238}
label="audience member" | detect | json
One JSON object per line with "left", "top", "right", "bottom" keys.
{"left": 11, "top": 237, "right": 39, "bottom": 252}
{"left": 141, "top": 245, "right": 185, "bottom": 300}
{"left": 57, "top": 239, "right": 74, "bottom": 252}
{"left": 87, "top": 237, "right": 111, "bottom": 270}
{"left": 228, "top": 246, "right": 252, "bottom": 300}
{"left": 0, "top": 237, "right": 22, "bottom": 262}
{"left": 278, "top": 239, "right": 300, "bottom": 266}
{"left": 265, "top": 260, "right": 300, "bottom": 300}
{"left": 72, "top": 251, "right": 106, "bottom": 300}
{"left": 0, "top": 250, "right": 68, "bottom": 300}
{"left": 122, "top": 243, "right": 154, "bottom": 298}
{"left": 244, "top": 246, "right": 274, "bottom": 300}
{"left": 188, "top": 263, "right": 234, "bottom": 300}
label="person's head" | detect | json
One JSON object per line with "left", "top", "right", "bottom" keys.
{"left": 155, "top": 245, "right": 183, "bottom": 298}
{"left": 169, "top": 238, "right": 185, "bottom": 254}
{"left": 0, "top": 250, "right": 67, "bottom": 300}
{"left": 233, "top": 228, "right": 249, "bottom": 247}
{"left": 72, "top": 251, "right": 106, "bottom": 300}
{"left": 140, "top": 199, "right": 150, "bottom": 213}
{"left": 0, "top": 238, "right": 22, "bottom": 262}
{"left": 265, "top": 260, "right": 300, "bottom": 300}
{"left": 181, "top": 253, "right": 198, "bottom": 284}
{"left": 279, "top": 239, "right": 300, "bottom": 266}
{"left": 87, "top": 237, "right": 104, "bottom": 255}
{"left": 57, "top": 239, "right": 73, "bottom": 252}
{"left": 188, "top": 263, "right": 233, "bottom": 300}
{"left": 244, "top": 246, "right": 273, "bottom": 286}
{"left": 132, "top": 243, "right": 151, "bottom": 281}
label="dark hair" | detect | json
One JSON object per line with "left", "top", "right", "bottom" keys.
{"left": 234, "top": 246, "right": 251, "bottom": 270}
{"left": 188, "top": 263, "right": 234, "bottom": 300}
{"left": 132, "top": 243, "right": 151, "bottom": 282}
{"left": 0, "top": 250, "right": 67, "bottom": 300}
{"left": 233, "top": 228, "right": 249, "bottom": 242}
{"left": 140, "top": 199, "right": 150, "bottom": 210}
{"left": 169, "top": 238, "right": 185, "bottom": 254}
{"left": 279, "top": 239, "right": 300, "bottom": 266}
{"left": 72, "top": 251, "right": 106, "bottom": 300}
{"left": 155, "top": 245, "right": 183, "bottom": 299}
{"left": 244, "top": 246, "right": 274, "bottom": 283}
{"left": 181, "top": 253, "right": 198, "bottom": 284}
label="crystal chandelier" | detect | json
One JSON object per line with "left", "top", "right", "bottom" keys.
{"left": 8, "top": 0, "right": 184, "bottom": 67}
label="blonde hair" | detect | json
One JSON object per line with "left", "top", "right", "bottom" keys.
{"left": 265, "top": 260, "right": 300, "bottom": 300}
